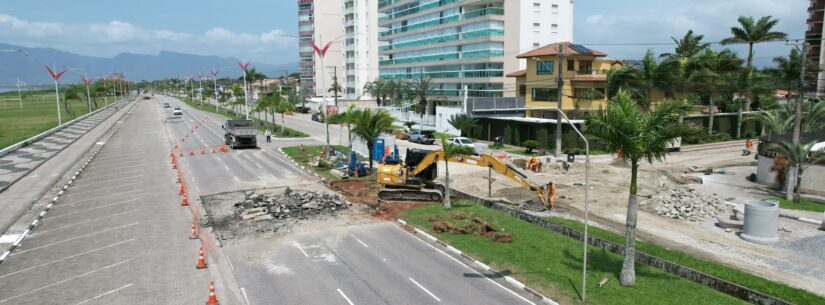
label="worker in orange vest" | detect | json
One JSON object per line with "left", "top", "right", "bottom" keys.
{"left": 745, "top": 137, "right": 753, "bottom": 150}
{"left": 547, "top": 181, "right": 557, "bottom": 208}
{"left": 527, "top": 157, "right": 541, "bottom": 172}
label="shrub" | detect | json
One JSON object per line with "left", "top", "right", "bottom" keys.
{"left": 523, "top": 140, "right": 539, "bottom": 153}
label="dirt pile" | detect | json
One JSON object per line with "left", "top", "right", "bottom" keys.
{"left": 429, "top": 213, "right": 512, "bottom": 243}
{"left": 642, "top": 186, "right": 726, "bottom": 222}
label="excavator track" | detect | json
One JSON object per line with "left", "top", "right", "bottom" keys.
{"left": 378, "top": 188, "right": 443, "bottom": 203}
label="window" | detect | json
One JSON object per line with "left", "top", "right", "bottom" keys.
{"left": 533, "top": 43, "right": 540, "bottom": 47}
{"left": 533, "top": 2, "right": 540, "bottom": 7}
{"left": 579, "top": 60, "right": 593, "bottom": 73}
{"left": 536, "top": 61, "right": 554, "bottom": 75}
{"left": 567, "top": 59, "right": 575, "bottom": 71}
{"left": 519, "top": 85, "right": 527, "bottom": 96}
{"left": 574, "top": 88, "right": 606, "bottom": 99}
{"left": 532, "top": 88, "right": 559, "bottom": 101}
{"left": 533, "top": 22, "right": 540, "bottom": 31}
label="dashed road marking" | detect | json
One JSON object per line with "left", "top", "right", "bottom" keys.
{"left": 350, "top": 235, "right": 369, "bottom": 248}
{"left": 29, "top": 209, "right": 139, "bottom": 238}
{"left": 337, "top": 288, "right": 355, "bottom": 305}
{"left": 409, "top": 277, "right": 441, "bottom": 302}
{"left": 11, "top": 222, "right": 139, "bottom": 256}
{"left": 73, "top": 283, "right": 133, "bottom": 305}
{"left": 0, "top": 238, "right": 136, "bottom": 279}
{"left": 0, "top": 258, "right": 134, "bottom": 304}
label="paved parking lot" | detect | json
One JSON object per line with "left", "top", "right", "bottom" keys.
{"left": 0, "top": 99, "right": 211, "bottom": 305}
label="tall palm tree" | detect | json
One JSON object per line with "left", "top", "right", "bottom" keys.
{"left": 274, "top": 96, "right": 294, "bottom": 135}
{"left": 690, "top": 49, "right": 743, "bottom": 134}
{"left": 771, "top": 48, "right": 819, "bottom": 93}
{"left": 447, "top": 113, "right": 478, "bottom": 136}
{"left": 586, "top": 90, "right": 699, "bottom": 286}
{"left": 659, "top": 30, "right": 710, "bottom": 60}
{"left": 438, "top": 133, "right": 474, "bottom": 209}
{"left": 339, "top": 105, "right": 361, "bottom": 150}
{"left": 351, "top": 108, "right": 395, "bottom": 172}
{"left": 771, "top": 141, "right": 825, "bottom": 202}
{"left": 411, "top": 77, "right": 437, "bottom": 114}
{"left": 255, "top": 95, "right": 275, "bottom": 130}
{"left": 721, "top": 15, "right": 787, "bottom": 137}
{"left": 364, "top": 79, "right": 387, "bottom": 106}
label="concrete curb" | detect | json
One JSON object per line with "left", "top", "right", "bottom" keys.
{"left": 397, "top": 218, "right": 559, "bottom": 305}
{"left": 0, "top": 98, "right": 139, "bottom": 265}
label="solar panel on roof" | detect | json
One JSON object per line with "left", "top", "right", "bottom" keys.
{"left": 569, "top": 44, "right": 592, "bottom": 54}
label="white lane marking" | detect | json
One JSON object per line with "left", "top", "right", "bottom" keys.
{"left": 85, "top": 164, "right": 143, "bottom": 172}
{"left": 337, "top": 289, "right": 355, "bottom": 305}
{"left": 233, "top": 176, "right": 240, "bottom": 182}
{"left": 223, "top": 165, "right": 231, "bottom": 171}
{"left": 70, "top": 175, "right": 145, "bottom": 189}
{"left": 77, "top": 169, "right": 144, "bottom": 182}
{"left": 226, "top": 255, "right": 235, "bottom": 271}
{"left": 292, "top": 242, "right": 309, "bottom": 257}
{"left": 0, "top": 258, "right": 134, "bottom": 304}
{"left": 56, "top": 190, "right": 142, "bottom": 207}
{"left": 73, "top": 283, "right": 133, "bottom": 305}
{"left": 30, "top": 209, "right": 139, "bottom": 238}
{"left": 255, "top": 163, "right": 263, "bottom": 169}
{"left": 47, "top": 198, "right": 139, "bottom": 218}
{"left": 350, "top": 235, "right": 369, "bottom": 248}
{"left": 0, "top": 239, "right": 136, "bottom": 279}
{"left": 395, "top": 225, "right": 536, "bottom": 305}
{"left": 409, "top": 277, "right": 442, "bottom": 302}
{"left": 216, "top": 156, "right": 222, "bottom": 161}
{"left": 63, "top": 181, "right": 144, "bottom": 196}
{"left": 241, "top": 287, "right": 251, "bottom": 305}
{"left": 11, "top": 222, "right": 139, "bottom": 256}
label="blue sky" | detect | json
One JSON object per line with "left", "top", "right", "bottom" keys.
{"left": 0, "top": 0, "right": 807, "bottom": 67}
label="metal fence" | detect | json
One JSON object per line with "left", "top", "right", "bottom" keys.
{"left": 467, "top": 97, "right": 525, "bottom": 117}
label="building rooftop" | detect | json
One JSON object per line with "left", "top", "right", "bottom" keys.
{"left": 516, "top": 42, "right": 607, "bottom": 58}
{"left": 505, "top": 69, "right": 527, "bottom": 77}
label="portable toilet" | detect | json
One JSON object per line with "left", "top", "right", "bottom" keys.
{"left": 372, "top": 139, "right": 385, "bottom": 161}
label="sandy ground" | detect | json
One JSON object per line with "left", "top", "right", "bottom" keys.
{"left": 440, "top": 144, "right": 825, "bottom": 296}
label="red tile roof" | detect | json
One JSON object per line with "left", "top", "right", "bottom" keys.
{"left": 517, "top": 42, "right": 607, "bottom": 58}
{"left": 506, "top": 69, "right": 527, "bottom": 77}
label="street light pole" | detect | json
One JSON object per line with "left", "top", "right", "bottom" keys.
{"left": 16, "top": 77, "right": 22, "bottom": 109}
{"left": 239, "top": 60, "right": 251, "bottom": 119}
{"left": 44, "top": 64, "right": 66, "bottom": 125}
{"left": 212, "top": 69, "right": 220, "bottom": 112}
{"left": 81, "top": 75, "right": 93, "bottom": 112}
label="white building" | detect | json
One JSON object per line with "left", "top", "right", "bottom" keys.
{"left": 342, "top": 0, "right": 380, "bottom": 100}
{"left": 298, "top": 0, "right": 343, "bottom": 97}
{"left": 512, "top": 0, "right": 574, "bottom": 70}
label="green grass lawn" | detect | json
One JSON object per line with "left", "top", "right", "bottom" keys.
{"left": 282, "top": 145, "right": 351, "bottom": 181}
{"left": 180, "top": 97, "right": 308, "bottom": 138}
{"left": 0, "top": 91, "right": 106, "bottom": 149}
{"left": 543, "top": 216, "right": 824, "bottom": 305}
{"left": 763, "top": 197, "right": 825, "bottom": 213}
{"left": 401, "top": 200, "right": 818, "bottom": 305}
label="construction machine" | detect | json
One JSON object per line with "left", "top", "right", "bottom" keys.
{"left": 377, "top": 149, "right": 552, "bottom": 208}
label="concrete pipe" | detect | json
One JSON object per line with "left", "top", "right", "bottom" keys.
{"left": 740, "top": 200, "right": 779, "bottom": 245}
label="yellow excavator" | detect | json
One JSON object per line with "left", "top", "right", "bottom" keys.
{"left": 376, "top": 149, "right": 552, "bottom": 207}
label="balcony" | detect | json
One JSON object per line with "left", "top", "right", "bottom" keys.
{"left": 344, "top": 19, "right": 355, "bottom": 27}
{"left": 300, "top": 61, "right": 314, "bottom": 68}
{"left": 343, "top": 6, "right": 354, "bottom": 15}
{"left": 380, "top": 7, "right": 504, "bottom": 37}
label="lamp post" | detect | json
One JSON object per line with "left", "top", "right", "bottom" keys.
{"left": 81, "top": 76, "right": 93, "bottom": 112}
{"left": 211, "top": 69, "right": 220, "bottom": 112}
{"left": 198, "top": 73, "right": 205, "bottom": 106}
{"left": 238, "top": 60, "right": 251, "bottom": 119}
{"left": 44, "top": 64, "right": 67, "bottom": 125}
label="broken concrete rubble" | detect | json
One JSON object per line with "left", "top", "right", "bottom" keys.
{"left": 641, "top": 185, "right": 726, "bottom": 222}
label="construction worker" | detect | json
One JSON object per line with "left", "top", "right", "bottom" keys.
{"left": 527, "top": 157, "right": 540, "bottom": 172}
{"left": 547, "top": 181, "right": 557, "bottom": 208}
{"left": 743, "top": 136, "right": 753, "bottom": 156}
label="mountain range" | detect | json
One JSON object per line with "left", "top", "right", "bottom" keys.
{"left": 0, "top": 43, "right": 298, "bottom": 87}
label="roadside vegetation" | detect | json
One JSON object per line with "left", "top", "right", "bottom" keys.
{"left": 763, "top": 197, "right": 825, "bottom": 213}
{"left": 402, "top": 200, "right": 748, "bottom": 305}
{"left": 281, "top": 145, "right": 350, "bottom": 181}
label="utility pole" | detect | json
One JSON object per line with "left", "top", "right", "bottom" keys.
{"left": 555, "top": 43, "right": 566, "bottom": 157}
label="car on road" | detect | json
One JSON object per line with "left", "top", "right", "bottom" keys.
{"left": 408, "top": 130, "right": 435, "bottom": 144}
{"left": 173, "top": 107, "right": 182, "bottom": 115}
{"left": 163, "top": 103, "right": 170, "bottom": 108}
{"left": 447, "top": 137, "right": 475, "bottom": 148}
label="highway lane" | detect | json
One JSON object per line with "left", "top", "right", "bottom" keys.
{"left": 0, "top": 97, "right": 209, "bottom": 305}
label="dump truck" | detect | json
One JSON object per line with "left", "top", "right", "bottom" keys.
{"left": 223, "top": 119, "right": 258, "bottom": 149}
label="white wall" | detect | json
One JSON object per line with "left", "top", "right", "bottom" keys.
{"left": 435, "top": 106, "right": 462, "bottom": 136}
{"left": 756, "top": 155, "right": 825, "bottom": 196}
{"left": 517, "top": 0, "right": 574, "bottom": 70}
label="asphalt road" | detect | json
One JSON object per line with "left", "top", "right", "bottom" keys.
{"left": 0, "top": 97, "right": 209, "bottom": 304}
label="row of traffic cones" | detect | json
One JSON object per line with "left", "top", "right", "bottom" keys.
{"left": 171, "top": 145, "right": 219, "bottom": 305}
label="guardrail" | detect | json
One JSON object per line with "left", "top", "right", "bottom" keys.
{"left": 0, "top": 96, "right": 131, "bottom": 158}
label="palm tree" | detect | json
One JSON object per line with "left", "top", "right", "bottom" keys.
{"left": 721, "top": 15, "right": 787, "bottom": 137}
{"left": 771, "top": 48, "right": 819, "bottom": 93}
{"left": 255, "top": 95, "right": 275, "bottom": 130}
{"left": 771, "top": 141, "right": 825, "bottom": 202}
{"left": 411, "top": 77, "right": 437, "bottom": 114}
{"left": 339, "top": 105, "right": 361, "bottom": 150}
{"left": 447, "top": 113, "right": 478, "bottom": 137}
{"left": 438, "top": 133, "right": 475, "bottom": 208}
{"left": 364, "top": 79, "right": 389, "bottom": 106}
{"left": 573, "top": 88, "right": 600, "bottom": 119}
{"left": 659, "top": 30, "right": 710, "bottom": 60}
{"left": 690, "top": 49, "right": 743, "bottom": 134}
{"left": 585, "top": 90, "right": 699, "bottom": 286}
{"left": 274, "top": 96, "right": 294, "bottom": 135}
{"left": 351, "top": 108, "right": 395, "bottom": 172}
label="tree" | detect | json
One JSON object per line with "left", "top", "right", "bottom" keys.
{"left": 447, "top": 114, "right": 477, "bottom": 137}
{"left": 771, "top": 141, "right": 825, "bottom": 202}
{"left": 339, "top": 105, "right": 361, "bottom": 150}
{"left": 721, "top": 15, "right": 787, "bottom": 137}
{"left": 573, "top": 88, "right": 600, "bottom": 119}
{"left": 328, "top": 82, "right": 343, "bottom": 95}
{"left": 411, "top": 77, "right": 437, "bottom": 114}
{"left": 660, "top": 30, "right": 710, "bottom": 60}
{"left": 438, "top": 133, "right": 474, "bottom": 208}
{"left": 585, "top": 90, "right": 699, "bottom": 286}
{"left": 351, "top": 108, "right": 395, "bottom": 172}
{"left": 273, "top": 96, "right": 294, "bottom": 135}
{"left": 364, "top": 79, "right": 388, "bottom": 106}
{"left": 770, "top": 48, "right": 819, "bottom": 93}
{"left": 690, "top": 49, "right": 743, "bottom": 134}
{"left": 255, "top": 95, "right": 275, "bottom": 130}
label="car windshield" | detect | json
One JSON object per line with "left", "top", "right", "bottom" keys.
{"left": 459, "top": 138, "right": 473, "bottom": 144}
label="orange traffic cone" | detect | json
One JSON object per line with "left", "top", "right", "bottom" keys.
{"left": 210, "top": 148, "right": 216, "bottom": 154}
{"left": 189, "top": 220, "right": 198, "bottom": 239}
{"left": 170, "top": 151, "right": 174, "bottom": 158}
{"left": 200, "top": 147, "right": 205, "bottom": 155}
{"left": 172, "top": 163, "right": 177, "bottom": 169}
{"left": 206, "top": 280, "right": 219, "bottom": 305}
{"left": 179, "top": 184, "right": 186, "bottom": 195}
{"left": 181, "top": 195, "right": 189, "bottom": 206}
{"left": 196, "top": 246, "right": 207, "bottom": 269}
{"left": 176, "top": 174, "right": 181, "bottom": 184}
{"left": 179, "top": 151, "right": 184, "bottom": 157}
{"left": 190, "top": 149, "right": 194, "bottom": 156}
{"left": 174, "top": 143, "right": 179, "bottom": 149}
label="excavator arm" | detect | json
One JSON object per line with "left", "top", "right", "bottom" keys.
{"left": 408, "top": 151, "right": 551, "bottom": 207}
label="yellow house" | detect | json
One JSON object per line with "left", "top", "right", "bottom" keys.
{"left": 506, "top": 42, "right": 623, "bottom": 119}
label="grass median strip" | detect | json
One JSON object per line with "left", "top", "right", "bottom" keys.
{"left": 179, "top": 97, "right": 308, "bottom": 138}
{"left": 762, "top": 197, "right": 825, "bottom": 213}
{"left": 402, "top": 200, "right": 752, "bottom": 305}
{"left": 281, "top": 145, "right": 350, "bottom": 181}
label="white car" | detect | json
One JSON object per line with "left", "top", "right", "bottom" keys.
{"left": 173, "top": 107, "right": 183, "bottom": 115}
{"left": 446, "top": 137, "right": 475, "bottom": 148}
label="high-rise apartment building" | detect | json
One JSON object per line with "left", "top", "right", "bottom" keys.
{"left": 342, "top": 0, "right": 380, "bottom": 99}
{"left": 377, "top": 0, "right": 573, "bottom": 102}
{"left": 298, "top": 0, "right": 343, "bottom": 97}
{"left": 807, "top": 0, "right": 824, "bottom": 96}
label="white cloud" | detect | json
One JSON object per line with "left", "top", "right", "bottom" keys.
{"left": 584, "top": 15, "right": 602, "bottom": 25}
{"left": 0, "top": 14, "right": 297, "bottom": 65}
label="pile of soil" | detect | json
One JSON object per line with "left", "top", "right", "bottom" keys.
{"left": 429, "top": 213, "right": 512, "bottom": 243}
{"left": 329, "top": 179, "right": 432, "bottom": 220}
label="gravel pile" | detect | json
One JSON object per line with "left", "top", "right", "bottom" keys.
{"left": 642, "top": 187, "right": 726, "bottom": 221}
{"left": 234, "top": 188, "right": 350, "bottom": 221}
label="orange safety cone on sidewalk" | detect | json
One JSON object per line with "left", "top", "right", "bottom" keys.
{"left": 206, "top": 280, "right": 219, "bottom": 305}
{"left": 189, "top": 219, "right": 198, "bottom": 239}
{"left": 181, "top": 195, "right": 189, "bottom": 206}
{"left": 196, "top": 246, "right": 207, "bottom": 269}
